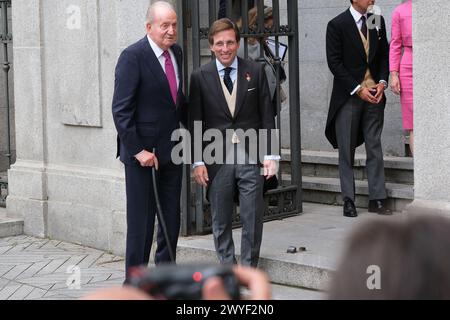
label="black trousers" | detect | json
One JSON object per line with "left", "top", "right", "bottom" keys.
{"left": 124, "top": 161, "right": 182, "bottom": 277}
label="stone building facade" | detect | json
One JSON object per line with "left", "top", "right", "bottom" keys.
{"left": 5, "top": 1, "right": 448, "bottom": 256}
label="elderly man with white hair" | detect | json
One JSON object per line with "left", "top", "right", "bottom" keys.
{"left": 112, "top": 1, "right": 187, "bottom": 282}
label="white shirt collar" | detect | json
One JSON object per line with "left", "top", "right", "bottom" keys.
{"left": 216, "top": 56, "right": 238, "bottom": 72}
{"left": 349, "top": 5, "right": 367, "bottom": 23}
{"left": 147, "top": 35, "right": 165, "bottom": 58}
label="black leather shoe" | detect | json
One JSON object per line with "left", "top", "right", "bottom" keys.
{"left": 343, "top": 199, "right": 358, "bottom": 217}
{"left": 368, "top": 199, "right": 393, "bottom": 215}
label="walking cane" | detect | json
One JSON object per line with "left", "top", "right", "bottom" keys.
{"left": 152, "top": 148, "right": 176, "bottom": 263}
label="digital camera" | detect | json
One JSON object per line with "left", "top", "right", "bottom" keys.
{"left": 127, "top": 264, "right": 241, "bottom": 300}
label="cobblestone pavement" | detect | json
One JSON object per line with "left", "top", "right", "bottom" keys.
{"left": 0, "top": 235, "right": 325, "bottom": 300}
{"left": 0, "top": 236, "right": 125, "bottom": 300}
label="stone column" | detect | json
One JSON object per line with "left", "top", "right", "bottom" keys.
{"left": 8, "top": 0, "right": 48, "bottom": 237}
{"left": 408, "top": 0, "right": 450, "bottom": 214}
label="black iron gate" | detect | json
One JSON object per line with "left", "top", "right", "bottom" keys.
{"left": 181, "top": 0, "right": 302, "bottom": 235}
{"left": 0, "top": 0, "right": 12, "bottom": 208}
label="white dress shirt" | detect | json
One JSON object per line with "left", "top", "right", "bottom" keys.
{"left": 350, "top": 5, "right": 367, "bottom": 31}
{"left": 216, "top": 57, "right": 238, "bottom": 83}
{"left": 147, "top": 35, "right": 180, "bottom": 89}
{"left": 135, "top": 37, "right": 181, "bottom": 158}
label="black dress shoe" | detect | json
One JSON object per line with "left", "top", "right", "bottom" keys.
{"left": 368, "top": 199, "right": 393, "bottom": 215}
{"left": 343, "top": 199, "right": 358, "bottom": 217}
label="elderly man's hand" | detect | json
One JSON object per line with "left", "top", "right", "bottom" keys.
{"left": 135, "top": 150, "right": 159, "bottom": 169}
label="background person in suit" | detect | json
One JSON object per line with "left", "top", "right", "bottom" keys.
{"left": 189, "top": 19, "right": 278, "bottom": 267}
{"left": 112, "top": 1, "right": 186, "bottom": 280}
{"left": 325, "top": 0, "right": 391, "bottom": 218}
{"left": 237, "top": 6, "right": 288, "bottom": 117}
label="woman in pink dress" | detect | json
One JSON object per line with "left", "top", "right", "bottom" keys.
{"left": 390, "top": 0, "right": 413, "bottom": 155}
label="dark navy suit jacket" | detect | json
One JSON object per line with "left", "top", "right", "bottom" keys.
{"left": 112, "top": 36, "right": 187, "bottom": 165}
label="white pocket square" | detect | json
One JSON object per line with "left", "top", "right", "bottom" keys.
{"left": 248, "top": 88, "right": 256, "bottom": 92}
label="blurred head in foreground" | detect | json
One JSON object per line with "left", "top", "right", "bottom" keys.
{"left": 329, "top": 213, "right": 450, "bottom": 300}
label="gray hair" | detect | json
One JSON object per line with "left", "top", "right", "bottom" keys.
{"left": 146, "top": 1, "right": 176, "bottom": 24}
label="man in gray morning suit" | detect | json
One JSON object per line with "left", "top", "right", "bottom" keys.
{"left": 189, "top": 19, "right": 279, "bottom": 267}
{"left": 325, "top": 0, "right": 392, "bottom": 217}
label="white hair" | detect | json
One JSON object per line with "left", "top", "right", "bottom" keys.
{"left": 146, "top": 1, "right": 176, "bottom": 24}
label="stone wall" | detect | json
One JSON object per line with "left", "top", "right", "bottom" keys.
{"left": 408, "top": 0, "right": 450, "bottom": 214}
{"left": 7, "top": 0, "right": 417, "bottom": 256}
{"left": 7, "top": 0, "right": 185, "bottom": 256}
{"left": 7, "top": 0, "right": 154, "bottom": 255}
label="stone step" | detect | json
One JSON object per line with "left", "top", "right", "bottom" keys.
{"left": 177, "top": 202, "right": 402, "bottom": 291}
{"left": 281, "top": 175, "right": 413, "bottom": 211}
{"left": 281, "top": 150, "right": 414, "bottom": 185}
{"left": 271, "top": 284, "right": 326, "bottom": 300}
{"left": 0, "top": 207, "right": 24, "bottom": 238}
{"left": 177, "top": 242, "right": 333, "bottom": 291}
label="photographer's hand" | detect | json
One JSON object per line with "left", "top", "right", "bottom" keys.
{"left": 202, "top": 266, "right": 272, "bottom": 300}
{"left": 81, "top": 286, "right": 152, "bottom": 300}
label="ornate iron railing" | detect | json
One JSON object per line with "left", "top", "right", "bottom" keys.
{"left": 0, "top": 0, "right": 12, "bottom": 207}
{"left": 0, "top": 180, "right": 7, "bottom": 207}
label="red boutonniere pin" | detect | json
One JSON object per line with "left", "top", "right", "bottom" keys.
{"left": 245, "top": 72, "right": 251, "bottom": 82}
